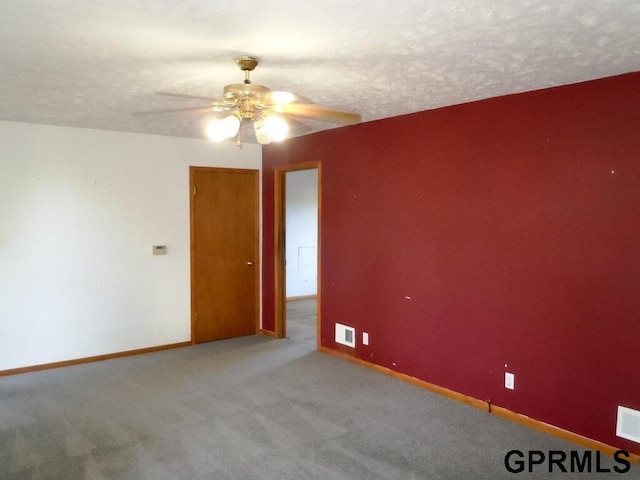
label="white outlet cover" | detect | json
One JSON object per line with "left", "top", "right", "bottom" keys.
{"left": 505, "top": 372, "right": 515, "bottom": 390}
{"left": 363, "top": 332, "right": 369, "bottom": 345}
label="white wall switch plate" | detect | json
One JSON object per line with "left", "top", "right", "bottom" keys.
{"left": 362, "top": 332, "right": 369, "bottom": 345}
{"left": 505, "top": 372, "right": 515, "bottom": 390}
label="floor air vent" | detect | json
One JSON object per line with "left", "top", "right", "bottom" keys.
{"left": 335, "top": 323, "right": 356, "bottom": 348}
{"left": 617, "top": 406, "right": 640, "bottom": 443}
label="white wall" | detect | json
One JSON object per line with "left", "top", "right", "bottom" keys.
{"left": 285, "top": 169, "right": 318, "bottom": 298}
{"left": 0, "top": 121, "right": 261, "bottom": 371}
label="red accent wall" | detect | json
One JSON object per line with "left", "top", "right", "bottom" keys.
{"left": 262, "top": 72, "right": 640, "bottom": 452}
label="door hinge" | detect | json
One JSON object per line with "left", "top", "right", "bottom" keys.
{"left": 193, "top": 186, "right": 197, "bottom": 195}
{"left": 194, "top": 312, "right": 198, "bottom": 322}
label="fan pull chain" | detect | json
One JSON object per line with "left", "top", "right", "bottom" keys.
{"left": 236, "top": 121, "right": 243, "bottom": 148}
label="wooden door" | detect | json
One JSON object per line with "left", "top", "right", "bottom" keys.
{"left": 190, "top": 167, "right": 259, "bottom": 343}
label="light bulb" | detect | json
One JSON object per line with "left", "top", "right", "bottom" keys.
{"left": 270, "top": 91, "right": 296, "bottom": 104}
{"left": 263, "top": 116, "right": 289, "bottom": 142}
{"left": 205, "top": 115, "right": 240, "bottom": 142}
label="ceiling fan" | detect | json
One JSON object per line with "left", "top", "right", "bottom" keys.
{"left": 140, "top": 56, "right": 361, "bottom": 146}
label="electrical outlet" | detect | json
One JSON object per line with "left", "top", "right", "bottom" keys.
{"left": 505, "top": 372, "right": 515, "bottom": 390}
{"left": 362, "top": 332, "right": 369, "bottom": 345}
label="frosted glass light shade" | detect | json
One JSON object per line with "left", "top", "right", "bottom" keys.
{"left": 205, "top": 115, "right": 240, "bottom": 142}
{"left": 263, "top": 116, "right": 289, "bottom": 142}
{"left": 254, "top": 122, "right": 272, "bottom": 145}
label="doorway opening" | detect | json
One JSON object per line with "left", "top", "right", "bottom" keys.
{"left": 274, "top": 163, "right": 320, "bottom": 349}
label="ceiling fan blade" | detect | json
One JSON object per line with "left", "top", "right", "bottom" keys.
{"left": 132, "top": 105, "right": 220, "bottom": 116}
{"left": 154, "top": 91, "right": 223, "bottom": 103}
{"left": 280, "top": 103, "right": 361, "bottom": 125}
{"left": 283, "top": 117, "right": 312, "bottom": 135}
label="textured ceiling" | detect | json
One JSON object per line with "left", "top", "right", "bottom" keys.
{"left": 0, "top": 0, "right": 638, "bottom": 140}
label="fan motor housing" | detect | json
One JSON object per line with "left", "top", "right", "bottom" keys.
{"left": 224, "top": 83, "right": 272, "bottom": 119}
{"left": 223, "top": 83, "right": 271, "bottom": 102}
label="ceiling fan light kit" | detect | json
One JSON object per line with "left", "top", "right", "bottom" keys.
{"left": 150, "top": 56, "right": 361, "bottom": 147}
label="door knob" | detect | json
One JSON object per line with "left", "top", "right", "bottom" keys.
{"left": 247, "top": 261, "right": 254, "bottom": 266}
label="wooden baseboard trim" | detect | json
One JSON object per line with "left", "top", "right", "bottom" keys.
{"left": 258, "top": 328, "right": 277, "bottom": 338}
{"left": 489, "top": 404, "right": 640, "bottom": 461}
{"left": 286, "top": 295, "right": 317, "bottom": 302}
{"left": 319, "top": 346, "right": 640, "bottom": 462}
{"left": 0, "top": 341, "right": 192, "bottom": 377}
